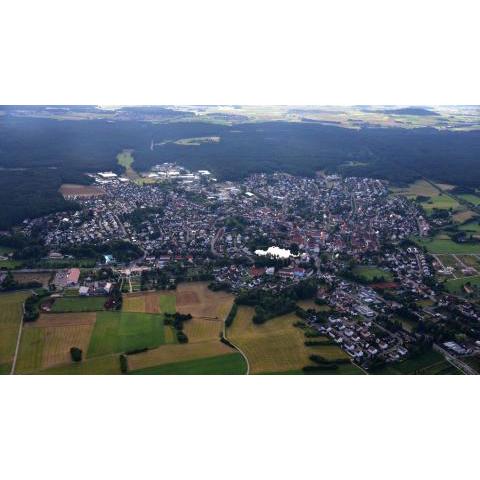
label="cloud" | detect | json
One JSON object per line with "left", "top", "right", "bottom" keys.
{"left": 255, "top": 246, "right": 293, "bottom": 259}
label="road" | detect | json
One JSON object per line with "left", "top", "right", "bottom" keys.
{"left": 433, "top": 344, "right": 478, "bottom": 375}
{"left": 210, "top": 227, "right": 224, "bottom": 257}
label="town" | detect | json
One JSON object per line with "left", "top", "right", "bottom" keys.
{"left": 2, "top": 165, "right": 478, "bottom": 374}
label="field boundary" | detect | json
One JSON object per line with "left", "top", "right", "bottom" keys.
{"left": 223, "top": 315, "right": 250, "bottom": 375}
{"left": 10, "top": 301, "right": 25, "bottom": 375}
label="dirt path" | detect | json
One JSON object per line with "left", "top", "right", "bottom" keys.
{"left": 10, "top": 302, "right": 25, "bottom": 374}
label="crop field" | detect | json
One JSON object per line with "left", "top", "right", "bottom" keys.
{"left": 458, "top": 220, "right": 480, "bottom": 233}
{"left": 176, "top": 282, "right": 234, "bottom": 319}
{"left": 15, "top": 312, "right": 96, "bottom": 373}
{"left": 353, "top": 265, "right": 393, "bottom": 282}
{"left": 452, "top": 210, "right": 476, "bottom": 224}
{"left": 392, "top": 180, "right": 461, "bottom": 213}
{"left": 391, "top": 180, "right": 441, "bottom": 198}
{"left": 458, "top": 194, "right": 480, "bottom": 206}
{"left": 87, "top": 311, "right": 168, "bottom": 357}
{"left": 159, "top": 293, "right": 176, "bottom": 313}
{"left": 12, "top": 272, "right": 52, "bottom": 287}
{"left": 227, "top": 306, "right": 358, "bottom": 375}
{"left": 41, "top": 354, "right": 121, "bottom": 374}
{"left": 372, "top": 349, "right": 461, "bottom": 375}
{"left": 59, "top": 183, "right": 105, "bottom": 198}
{"left": 0, "top": 291, "right": 29, "bottom": 373}
{"left": 51, "top": 296, "right": 107, "bottom": 312}
{"left": 415, "top": 236, "right": 480, "bottom": 254}
{"left": 183, "top": 317, "right": 223, "bottom": 343}
{"left": 126, "top": 340, "right": 234, "bottom": 371}
{"left": 129, "top": 353, "right": 246, "bottom": 375}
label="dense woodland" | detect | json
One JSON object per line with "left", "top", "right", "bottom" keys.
{"left": 2, "top": 115, "right": 480, "bottom": 228}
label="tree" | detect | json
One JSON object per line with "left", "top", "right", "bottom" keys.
{"left": 70, "top": 347, "right": 82, "bottom": 362}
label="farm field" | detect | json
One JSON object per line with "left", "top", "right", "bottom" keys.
{"left": 458, "top": 220, "right": 480, "bottom": 233}
{"left": 126, "top": 340, "right": 235, "bottom": 371}
{"left": 0, "top": 291, "right": 29, "bottom": 374}
{"left": 444, "top": 276, "right": 480, "bottom": 295}
{"left": 391, "top": 180, "right": 461, "bottom": 213}
{"left": 87, "top": 311, "right": 168, "bottom": 357}
{"left": 51, "top": 296, "right": 107, "bottom": 312}
{"left": 227, "top": 306, "right": 360, "bottom": 375}
{"left": 353, "top": 265, "right": 393, "bottom": 282}
{"left": 15, "top": 312, "right": 96, "bottom": 373}
{"left": 175, "top": 282, "right": 234, "bottom": 319}
{"left": 414, "top": 236, "right": 480, "bottom": 254}
{"left": 458, "top": 194, "right": 480, "bottom": 206}
{"left": 372, "top": 349, "right": 461, "bottom": 375}
{"left": 42, "top": 354, "right": 121, "bottom": 374}
{"left": 129, "top": 353, "right": 246, "bottom": 375}
{"left": 452, "top": 209, "right": 476, "bottom": 224}
{"left": 12, "top": 272, "right": 52, "bottom": 287}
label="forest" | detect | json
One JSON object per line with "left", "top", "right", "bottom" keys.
{"left": 2, "top": 115, "right": 480, "bottom": 228}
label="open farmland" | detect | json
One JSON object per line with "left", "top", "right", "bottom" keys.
{"left": 130, "top": 353, "right": 246, "bottom": 374}
{"left": 15, "top": 312, "right": 96, "bottom": 373}
{"left": 87, "top": 311, "right": 168, "bottom": 357}
{"left": 126, "top": 340, "right": 235, "bottom": 371}
{"left": 392, "top": 180, "right": 461, "bottom": 213}
{"left": 0, "top": 291, "right": 29, "bottom": 374}
{"left": 227, "top": 306, "right": 360, "bottom": 375}
{"left": 372, "top": 349, "right": 461, "bottom": 375}
{"left": 414, "top": 235, "right": 480, "bottom": 254}
{"left": 176, "top": 282, "right": 234, "bottom": 319}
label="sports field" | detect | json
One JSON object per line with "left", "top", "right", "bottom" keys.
{"left": 51, "top": 296, "right": 107, "bottom": 312}
{"left": 353, "top": 265, "right": 393, "bottom": 282}
{"left": 0, "top": 291, "right": 30, "bottom": 373}
{"left": 227, "top": 306, "right": 359, "bottom": 375}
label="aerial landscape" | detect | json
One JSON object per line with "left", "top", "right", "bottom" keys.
{"left": 2, "top": 104, "right": 480, "bottom": 375}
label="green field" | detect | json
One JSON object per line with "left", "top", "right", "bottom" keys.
{"left": 458, "top": 194, "right": 480, "bottom": 206}
{"left": 353, "top": 265, "right": 393, "bottom": 282}
{"left": 51, "top": 296, "right": 107, "bottom": 312}
{"left": 129, "top": 353, "right": 247, "bottom": 375}
{"left": 372, "top": 349, "right": 461, "bottom": 375}
{"left": 0, "top": 291, "right": 29, "bottom": 373}
{"left": 414, "top": 236, "right": 480, "bottom": 254}
{"left": 87, "top": 311, "right": 167, "bottom": 357}
{"left": 0, "top": 247, "right": 23, "bottom": 269}
{"left": 444, "top": 276, "right": 480, "bottom": 295}
{"left": 159, "top": 294, "right": 176, "bottom": 314}
{"left": 458, "top": 220, "right": 480, "bottom": 233}
{"left": 15, "top": 327, "right": 45, "bottom": 373}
